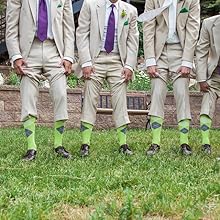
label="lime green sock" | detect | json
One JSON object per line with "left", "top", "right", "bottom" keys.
{"left": 81, "top": 121, "right": 93, "bottom": 145}
{"left": 150, "top": 116, "right": 163, "bottom": 145}
{"left": 23, "top": 116, "right": 37, "bottom": 150}
{"left": 200, "top": 114, "right": 212, "bottom": 145}
{"left": 54, "top": 120, "right": 65, "bottom": 147}
{"left": 178, "top": 119, "right": 190, "bottom": 145}
{"left": 117, "top": 125, "right": 127, "bottom": 146}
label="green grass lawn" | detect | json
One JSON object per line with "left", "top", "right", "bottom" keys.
{"left": 0, "top": 127, "right": 219, "bottom": 220}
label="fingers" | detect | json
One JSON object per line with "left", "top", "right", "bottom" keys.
{"left": 146, "top": 66, "right": 158, "bottom": 78}
{"left": 64, "top": 65, "right": 72, "bottom": 76}
{"left": 82, "top": 66, "right": 94, "bottom": 79}
{"left": 199, "top": 82, "right": 210, "bottom": 92}
{"left": 179, "top": 66, "right": 190, "bottom": 77}
{"left": 122, "top": 68, "right": 133, "bottom": 82}
{"left": 15, "top": 65, "right": 24, "bottom": 75}
{"left": 63, "top": 60, "right": 73, "bottom": 76}
{"left": 148, "top": 71, "right": 158, "bottom": 78}
{"left": 14, "top": 59, "right": 26, "bottom": 75}
{"left": 202, "top": 85, "right": 209, "bottom": 92}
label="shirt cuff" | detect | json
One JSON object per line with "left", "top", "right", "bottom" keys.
{"left": 63, "top": 56, "right": 73, "bottom": 63}
{"left": 81, "top": 61, "right": 92, "bottom": 68}
{"left": 145, "top": 58, "right": 156, "bottom": 67}
{"left": 124, "top": 65, "right": 133, "bottom": 72}
{"left": 11, "top": 54, "right": 22, "bottom": 62}
{"left": 182, "top": 61, "right": 193, "bottom": 69}
{"left": 197, "top": 80, "right": 207, "bottom": 83}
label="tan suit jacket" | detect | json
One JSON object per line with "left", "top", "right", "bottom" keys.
{"left": 196, "top": 15, "right": 220, "bottom": 82}
{"left": 75, "top": 0, "right": 139, "bottom": 77}
{"left": 6, "top": 0, "right": 75, "bottom": 60}
{"left": 143, "top": 0, "right": 200, "bottom": 64}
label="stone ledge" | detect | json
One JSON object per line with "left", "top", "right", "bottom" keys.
{"left": 0, "top": 86, "right": 219, "bottom": 129}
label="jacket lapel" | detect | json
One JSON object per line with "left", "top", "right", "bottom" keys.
{"left": 117, "top": 2, "right": 125, "bottom": 39}
{"left": 96, "top": 0, "right": 106, "bottom": 40}
{"left": 28, "top": 0, "right": 37, "bottom": 25}
{"left": 159, "top": 0, "right": 168, "bottom": 26}
{"left": 51, "top": 0, "right": 59, "bottom": 23}
{"left": 212, "top": 18, "right": 220, "bottom": 58}
{"left": 177, "top": 0, "right": 185, "bottom": 16}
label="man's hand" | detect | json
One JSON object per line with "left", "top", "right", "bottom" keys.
{"left": 199, "top": 81, "right": 209, "bottom": 92}
{"left": 82, "top": 66, "right": 94, "bottom": 79}
{"left": 177, "top": 66, "right": 191, "bottom": 77}
{"left": 122, "top": 68, "right": 133, "bottom": 82}
{"left": 146, "top": 65, "right": 158, "bottom": 78}
{"left": 63, "top": 60, "right": 72, "bottom": 76}
{"left": 14, "top": 58, "right": 26, "bottom": 75}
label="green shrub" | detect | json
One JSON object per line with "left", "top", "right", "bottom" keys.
{"left": 0, "top": 0, "right": 6, "bottom": 14}
{"left": 7, "top": 71, "right": 20, "bottom": 86}
{"left": 128, "top": 70, "right": 151, "bottom": 91}
{"left": 67, "top": 74, "right": 84, "bottom": 88}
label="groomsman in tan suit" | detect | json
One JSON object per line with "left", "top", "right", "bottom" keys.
{"left": 142, "top": 0, "right": 200, "bottom": 155}
{"left": 76, "top": 0, "right": 139, "bottom": 156}
{"left": 6, "top": 0, "right": 75, "bottom": 161}
{"left": 196, "top": 15, "right": 220, "bottom": 154}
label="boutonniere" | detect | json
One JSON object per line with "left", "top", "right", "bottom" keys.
{"left": 124, "top": 19, "right": 129, "bottom": 26}
{"left": 180, "top": 7, "right": 189, "bottom": 13}
{"left": 121, "top": 9, "right": 127, "bottom": 18}
{"left": 57, "top": 2, "right": 63, "bottom": 8}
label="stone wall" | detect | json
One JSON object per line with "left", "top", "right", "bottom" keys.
{"left": 1, "top": 86, "right": 220, "bottom": 129}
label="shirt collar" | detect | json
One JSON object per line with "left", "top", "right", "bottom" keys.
{"left": 106, "top": 0, "right": 119, "bottom": 10}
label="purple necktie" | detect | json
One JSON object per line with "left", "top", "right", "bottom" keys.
{"left": 104, "top": 4, "right": 115, "bottom": 53}
{"left": 37, "top": 0, "right": 48, "bottom": 42}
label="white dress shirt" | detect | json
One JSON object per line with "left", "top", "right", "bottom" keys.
{"left": 12, "top": 0, "right": 73, "bottom": 63}
{"left": 145, "top": 0, "right": 192, "bottom": 69}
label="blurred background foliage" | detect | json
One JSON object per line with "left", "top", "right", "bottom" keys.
{"left": 0, "top": 0, "right": 6, "bottom": 13}
{"left": 201, "top": 0, "right": 220, "bottom": 18}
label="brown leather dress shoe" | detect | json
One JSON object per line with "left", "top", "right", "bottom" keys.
{"left": 22, "top": 149, "right": 37, "bottom": 161}
{"left": 55, "top": 146, "right": 72, "bottom": 159}
{"left": 80, "top": 144, "right": 90, "bottom": 157}
{"left": 180, "top": 144, "right": 192, "bottom": 155}
{"left": 119, "top": 144, "right": 133, "bottom": 155}
{"left": 146, "top": 144, "right": 160, "bottom": 156}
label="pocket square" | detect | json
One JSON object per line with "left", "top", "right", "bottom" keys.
{"left": 180, "top": 7, "right": 189, "bottom": 13}
{"left": 124, "top": 19, "right": 129, "bottom": 26}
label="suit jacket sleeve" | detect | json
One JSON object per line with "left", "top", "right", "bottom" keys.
{"left": 182, "top": 0, "right": 200, "bottom": 63}
{"left": 196, "top": 19, "right": 210, "bottom": 82}
{"left": 125, "top": 8, "right": 139, "bottom": 69}
{"left": 143, "top": 0, "right": 156, "bottom": 61}
{"left": 6, "top": 0, "right": 22, "bottom": 59}
{"left": 63, "top": 0, "right": 75, "bottom": 60}
{"left": 76, "top": 0, "right": 92, "bottom": 65}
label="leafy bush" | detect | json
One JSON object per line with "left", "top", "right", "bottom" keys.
{"left": 0, "top": 0, "right": 6, "bottom": 14}
{"left": 67, "top": 74, "right": 84, "bottom": 88}
{"left": 201, "top": 0, "right": 220, "bottom": 18}
{"left": 128, "top": 70, "right": 150, "bottom": 91}
{"left": 7, "top": 71, "right": 20, "bottom": 86}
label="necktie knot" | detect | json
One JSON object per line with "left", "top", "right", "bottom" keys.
{"left": 111, "top": 4, "right": 115, "bottom": 9}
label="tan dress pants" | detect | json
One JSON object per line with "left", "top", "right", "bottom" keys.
{"left": 20, "top": 38, "right": 68, "bottom": 122}
{"left": 149, "top": 43, "right": 191, "bottom": 122}
{"left": 81, "top": 52, "right": 130, "bottom": 128}
{"left": 200, "top": 70, "right": 220, "bottom": 119}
